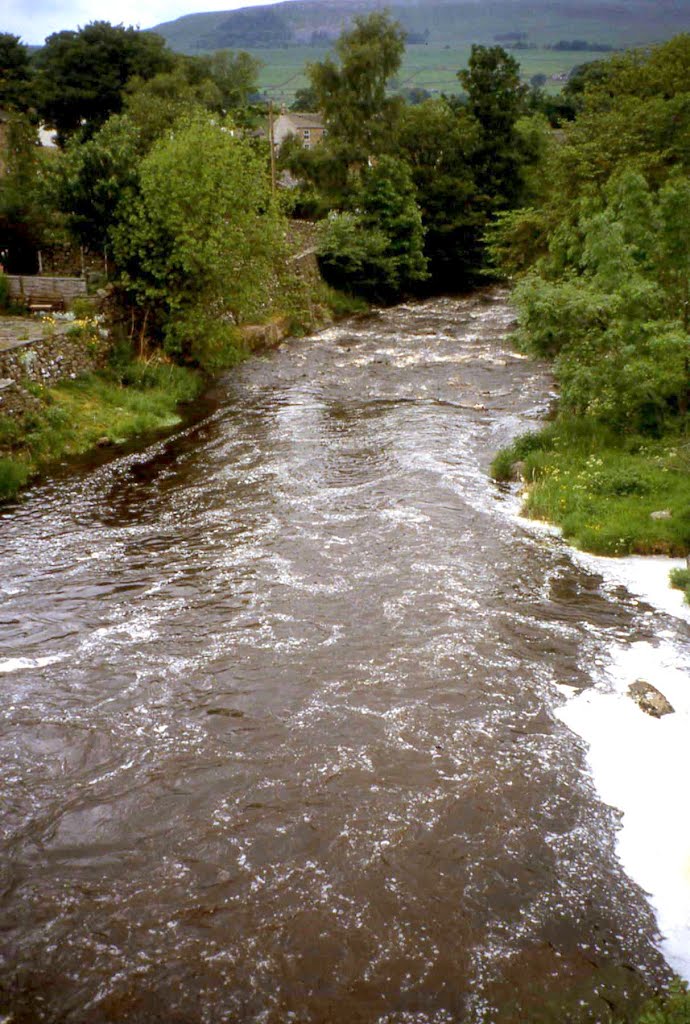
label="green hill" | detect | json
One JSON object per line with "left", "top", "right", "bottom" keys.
{"left": 151, "top": 0, "right": 690, "bottom": 54}
{"left": 149, "top": 0, "right": 690, "bottom": 103}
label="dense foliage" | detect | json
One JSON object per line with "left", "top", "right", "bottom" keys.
{"left": 112, "top": 114, "right": 284, "bottom": 368}
{"left": 33, "top": 22, "right": 174, "bottom": 144}
{"left": 281, "top": 13, "right": 543, "bottom": 296}
{"left": 489, "top": 34, "right": 690, "bottom": 556}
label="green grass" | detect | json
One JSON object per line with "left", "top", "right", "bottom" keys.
{"left": 248, "top": 44, "right": 613, "bottom": 103}
{"left": 316, "top": 282, "right": 370, "bottom": 318}
{"left": 492, "top": 419, "right": 690, "bottom": 556}
{"left": 634, "top": 978, "right": 690, "bottom": 1023}
{"left": 669, "top": 567, "right": 690, "bottom": 604}
{"left": 0, "top": 360, "right": 203, "bottom": 502}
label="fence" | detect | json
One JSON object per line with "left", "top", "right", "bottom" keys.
{"left": 6, "top": 275, "right": 87, "bottom": 310}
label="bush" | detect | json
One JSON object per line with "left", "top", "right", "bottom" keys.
{"left": 669, "top": 567, "right": 690, "bottom": 602}
{"left": 637, "top": 978, "right": 690, "bottom": 1023}
{"left": 0, "top": 457, "right": 30, "bottom": 500}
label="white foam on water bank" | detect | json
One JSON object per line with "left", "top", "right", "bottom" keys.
{"left": 556, "top": 639, "right": 690, "bottom": 980}
{"left": 515, "top": 504, "right": 690, "bottom": 623}
{"left": 571, "top": 549, "right": 690, "bottom": 624}
{"left": 514, "top": 508, "right": 690, "bottom": 978}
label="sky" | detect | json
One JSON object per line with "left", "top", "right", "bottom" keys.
{"left": 4, "top": 0, "right": 279, "bottom": 46}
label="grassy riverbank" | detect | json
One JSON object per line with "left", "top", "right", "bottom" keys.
{"left": 0, "top": 359, "right": 202, "bottom": 502}
{"left": 492, "top": 419, "right": 690, "bottom": 557}
{"left": 0, "top": 283, "right": 366, "bottom": 504}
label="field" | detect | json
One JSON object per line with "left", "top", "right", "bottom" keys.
{"left": 150, "top": 0, "right": 690, "bottom": 102}
{"left": 252, "top": 44, "right": 607, "bottom": 103}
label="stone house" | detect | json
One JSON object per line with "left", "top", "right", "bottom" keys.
{"left": 272, "top": 111, "right": 326, "bottom": 151}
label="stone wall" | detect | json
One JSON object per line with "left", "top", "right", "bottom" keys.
{"left": 0, "top": 321, "right": 107, "bottom": 420}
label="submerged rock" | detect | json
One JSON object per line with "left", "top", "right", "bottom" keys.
{"left": 628, "top": 680, "right": 674, "bottom": 718}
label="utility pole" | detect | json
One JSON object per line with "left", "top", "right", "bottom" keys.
{"left": 268, "top": 100, "right": 277, "bottom": 199}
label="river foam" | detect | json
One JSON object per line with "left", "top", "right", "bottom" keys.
{"left": 515, "top": 507, "right": 690, "bottom": 979}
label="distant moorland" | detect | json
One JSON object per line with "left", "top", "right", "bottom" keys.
{"left": 150, "top": 0, "right": 690, "bottom": 99}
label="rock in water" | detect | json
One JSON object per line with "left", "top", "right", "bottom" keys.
{"left": 627, "top": 680, "right": 674, "bottom": 718}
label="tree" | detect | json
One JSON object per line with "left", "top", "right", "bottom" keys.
{"left": 308, "top": 12, "right": 406, "bottom": 169}
{"left": 0, "top": 33, "right": 32, "bottom": 111}
{"left": 317, "top": 156, "right": 427, "bottom": 300}
{"left": 112, "top": 114, "right": 284, "bottom": 367}
{"left": 50, "top": 113, "right": 143, "bottom": 257}
{"left": 34, "top": 22, "right": 173, "bottom": 145}
{"left": 124, "top": 66, "right": 221, "bottom": 148}
{"left": 657, "top": 175, "right": 690, "bottom": 332}
{"left": 395, "top": 97, "right": 482, "bottom": 285}
{"left": 200, "top": 50, "right": 261, "bottom": 111}
{"left": 458, "top": 45, "right": 529, "bottom": 209}
{"left": 290, "top": 85, "right": 318, "bottom": 112}
{"left": 0, "top": 113, "right": 47, "bottom": 272}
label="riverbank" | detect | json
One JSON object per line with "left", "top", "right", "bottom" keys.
{"left": 492, "top": 418, "right": 690, "bottom": 565}
{"left": 513, "top": 510, "right": 690, "bottom": 983}
{"left": 0, "top": 284, "right": 368, "bottom": 504}
{"left": 0, "top": 359, "right": 203, "bottom": 501}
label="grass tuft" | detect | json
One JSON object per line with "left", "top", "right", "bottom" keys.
{"left": 493, "top": 420, "right": 690, "bottom": 556}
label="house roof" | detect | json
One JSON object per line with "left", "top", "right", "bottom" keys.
{"left": 279, "top": 112, "right": 325, "bottom": 130}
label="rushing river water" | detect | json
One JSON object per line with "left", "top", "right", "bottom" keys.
{"left": 1, "top": 290, "right": 687, "bottom": 1023}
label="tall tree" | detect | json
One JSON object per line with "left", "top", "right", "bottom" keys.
{"left": 458, "top": 45, "right": 529, "bottom": 209}
{"left": 34, "top": 22, "right": 173, "bottom": 145}
{"left": 0, "top": 113, "right": 46, "bottom": 272}
{"left": 317, "top": 156, "right": 427, "bottom": 301}
{"left": 308, "top": 12, "right": 405, "bottom": 169}
{"left": 112, "top": 113, "right": 284, "bottom": 366}
{"left": 0, "top": 33, "right": 32, "bottom": 111}
{"left": 395, "top": 97, "right": 482, "bottom": 285}
{"left": 50, "top": 114, "right": 143, "bottom": 257}
{"left": 200, "top": 49, "right": 261, "bottom": 111}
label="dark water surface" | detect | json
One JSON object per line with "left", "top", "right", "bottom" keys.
{"left": 0, "top": 292, "right": 676, "bottom": 1022}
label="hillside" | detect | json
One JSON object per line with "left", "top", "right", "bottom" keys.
{"left": 151, "top": 0, "right": 690, "bottom": 55}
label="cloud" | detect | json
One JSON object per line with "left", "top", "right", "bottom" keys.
{"left": 3, "top": 0, "right": 276, "bottom": 46}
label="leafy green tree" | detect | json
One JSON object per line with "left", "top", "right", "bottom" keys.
{"left": 123, "top": 66, "right": 220, "bottom": 147}
{"left": 49, "top": 113, "right": 143, "bottom": 257}
{"left": 34, "top": 22, "right": 173, "bottom": 145}
{"left": 0, "top": 113, "right": 47, "bottom": 272}
{"left": 457, "top": 44, "right": 530, "bottom": 210}
{"left": 290, "top": 85, "right": 319, "bottom": 112}
{"left": 200, "top": 50, "right": 261, "bottom": 111}
{"left": 0, "top": 33, "right": 32, "bottom": 111}
{"left": 308, "top": 12, "right": 406, "bottom": 170}
{"left": 657, "top": 174, "right": 690, "bottom": 330}
{"left": 112, "top": 114, "right": 284, "bottom": 367}
{"left": 318, "top": 156, "right": 426, "bottom": 300}
{"left": 395, "top": 97, "right": 482, "bottom": 285}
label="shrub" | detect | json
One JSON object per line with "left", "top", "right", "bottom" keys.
{"left": 637, "top": 978, "right": 690, "bottom": 1023}
{"left": 669, "top": 567, "right": 690, "bottom": 602}
{"left": 490, "top": 427, "right": 555, "bottom": 480}
{"left": 0, "top": 457, "right": 30, "bottom": 499}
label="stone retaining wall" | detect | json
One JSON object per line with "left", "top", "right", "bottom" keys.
{"left": 0, "top": 321, "right": 107, "bottom": 420}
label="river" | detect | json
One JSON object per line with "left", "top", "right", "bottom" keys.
{"left": 1, "top": 289, "right": 687, "bottom": 1023}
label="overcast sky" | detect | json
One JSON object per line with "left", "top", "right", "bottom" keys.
{"left": 4, "top": 0, "right": 279, "bottom": 46}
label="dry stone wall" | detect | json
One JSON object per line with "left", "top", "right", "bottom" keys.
{"left": 0, "top": 319, "right": 107, "bottom": 420}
